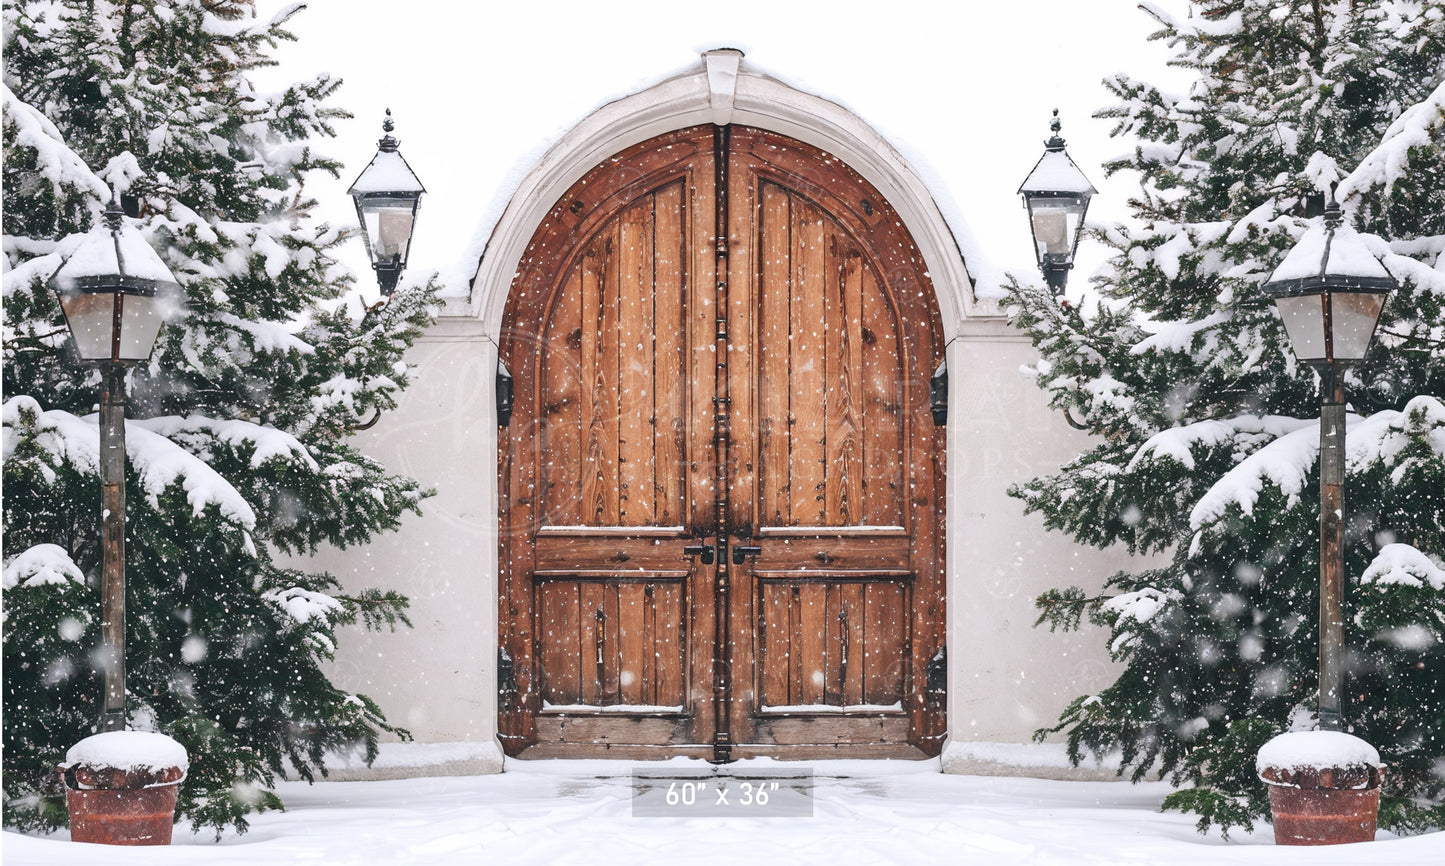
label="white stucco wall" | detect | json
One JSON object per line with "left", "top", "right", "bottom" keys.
{"left": 316, "top": 306, "right": 504, "bottom": 777}
{"left": 940, "top": 320, "right": 1134, "bottom": 778}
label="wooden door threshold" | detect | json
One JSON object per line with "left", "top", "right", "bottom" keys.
{"left": 510, "top": 742, "right": 930, "bottom": 762}
{"left": 729, "top": 743, "right": 929, "bottom": 761}
{"left": 512, "top": 743, "right": 716, "bottom": 762}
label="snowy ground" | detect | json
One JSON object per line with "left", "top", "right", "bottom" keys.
{"left": 6, "top": 757, "right": 1444, "bottom": 865}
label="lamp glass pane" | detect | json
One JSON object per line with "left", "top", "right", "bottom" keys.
{"left": 1274, "top": 294, "right": 1327, "bottom": 361}
{"left": 1032, "top": 209, "right": 1069, "bottom": 257}
{"left": 1329, "top": 292, "right": 1386, "bottom": 361}
{"left": 1028, "top": 196, "right": 1086, "bottom": 265}
{"left": 59, "top": 292, "right": 118, "bottom": 361}
{"left": 117, "top": 293, "right": 166, "bottom": 362}
{"left": 360, "top": 197, "right": 416, "bottom": 265}
{"left": 377, "top": 209, "right": 414, "bottom": 259}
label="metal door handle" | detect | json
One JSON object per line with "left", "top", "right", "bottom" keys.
{"left": 731, "top": 545, "right": 761, "bottom": 565}
{"left": 594, "top": 609, "right": 607, "bottom": 698}
{"left": 683, "top": 544, "right": 715, "bottom": 565}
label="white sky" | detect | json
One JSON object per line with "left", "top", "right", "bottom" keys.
{"left": 257, "top": 0, "right": 1193, "bottom": 300}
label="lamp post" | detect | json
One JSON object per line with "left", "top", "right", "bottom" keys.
{"left": 54, "top": 201, "right": 180, "bottom": 732}
{"left": 1261, "top": 188, "right": 1397, "bottom": 731}
{"left": 1018, "top": 109, "right": 1097, "bottom": 291}
{"left": 347, "top": 109, "right": 425, "bottom": 296}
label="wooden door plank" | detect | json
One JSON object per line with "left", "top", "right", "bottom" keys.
{"left": 824, "top": 242, "right": 864, "bottom": 525}
{"left": 602, "top": 580, "right": 623, "bottom": 702}
{"left": 618, "top": 581, "right": 647, "bottom": 705}
{"left": 788, "top": 583, "right": 804, "bottom": 708}
{"left": 725, "top": 142, "right": 756, "bottom": 535}
{"left": 598, "top": 232, "right": 622, "bottom": 526}
{"left": 541, "top": 268, "right": 583, "bottom": 525}
{"left": 839, "top": 581, "right": 866, "bottom": 706}
{"left": 789, "top": 199, "right": 828, "bottom": 526}
{"left": 758, "top": 184, "right": 793, "bottom": 527}
{"left": 797, "top": 582, "right": 828, "bottom": 706}
{"left": 579, "top": 247, "right": 607, "bottom": 524}
{"left": 578, "top": 581, "right": 607, "bottom": 704}
{"left": 617, "top": 199, "right": 655, "bottom": 525}
{"left": 661, "top": 580, "right": 689, "bottom": 707}
{"left": 863, "top": 581, "right": 906, "bottom": 707}
{"left": 686, "top": 563, "right": 713, "bottom": 744}
{"left": 861, "top": 270, "right": 903, "bottom": 526}
{"left": 642, "top": 582, "right": 658, "bottom": 705}
{"left": 822, "top": 582, "right": 843, "bottom": 706}
{"left": 653, "top": 182, "right": 687, "bottom": 527}
{"left": 538, "top": 580, "right": 582, "bottom": 706}
{"left": 688, "top": 152, "right": 717, "bottom": 533}
{"left": 758, "top": 581, "right": 790, "bottom": 707}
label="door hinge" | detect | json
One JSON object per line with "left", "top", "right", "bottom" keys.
{"left": 930, "top": 362, "right": 947, "bottom": 426}
{"left": 497, "top": 359, "right": 514, "bottom": 427}
{"left": 926, "top": 646, "right": 947, "bottom": 698}
{"left": 498, "top": 646, "right": 518, "bottom": 702}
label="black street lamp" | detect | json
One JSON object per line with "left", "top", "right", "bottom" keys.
{"left": 1261, "top": 188, "right": 1397, "bottom": 731}
{"left": 348, "top": 109, "right": 425, "bottom": 296}
{"left": 1018, "top": 110, "right": 1097, "bottom": 291}
{"left": 54, "top": 201, "right": 181, "bottom": 733}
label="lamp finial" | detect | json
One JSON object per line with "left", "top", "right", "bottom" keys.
{"left": 1324, "top": 181, "right": 1342, "bottom": 230}
{"left": 102, "top": 196, "right": 125, "bottom": 232}
{"left": 378, "top": 108, "right": 399, "bottom": 152}
{"left": 1045, "top": 109, "right": 1067, "bottom": 152}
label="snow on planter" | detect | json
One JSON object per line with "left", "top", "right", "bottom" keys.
{"left": 63, "top": 731, "right": 188, "bottom": 789}
{"left": 1256, "top": 730, "right": 1383, "bottom": 790}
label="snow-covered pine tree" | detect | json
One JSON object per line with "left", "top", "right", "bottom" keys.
{"left": 1007, "top": 0, "right": 1445, "bottom": 836}
{"left": 2, "top": 0, "right": 435, "bottom": 835}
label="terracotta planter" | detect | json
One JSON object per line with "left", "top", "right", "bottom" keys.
{"left": 1258, "top": 731, "right": 1383, "bottom": 846}
{"left": 62, "top": 762, "right": 185, "bottom": 845}
{"left": 61, "top": 731, "right": 188, "bottom": 846}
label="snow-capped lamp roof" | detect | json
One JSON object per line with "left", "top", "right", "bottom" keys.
{"left": 1017, "top": 110, "right": 1098, "bottom": 198}
{"left": 53, "top": 200, "right": 182, "bottom": 364}
{"left": 347, "top": 109, "right": 426, "bottom": 197}
{"left": 54, "top": 202, "right": 180, "bottom": 290}
{"left": 1260, "top": 190, "right": 1397, "bottom": 366}
{"left": 1261, "top": 194, "right": 1397, "bottom": 297}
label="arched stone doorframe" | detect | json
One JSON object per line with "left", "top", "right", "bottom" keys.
{"left": 465, "top": 49, "right": 994, "bottom": 765}
{"left": 469, "top": 48, "right": 993, "bottom": 331}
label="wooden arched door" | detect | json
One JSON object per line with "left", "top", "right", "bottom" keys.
{"left": 499, "top": 125, "right": 945, "bottom": 761}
